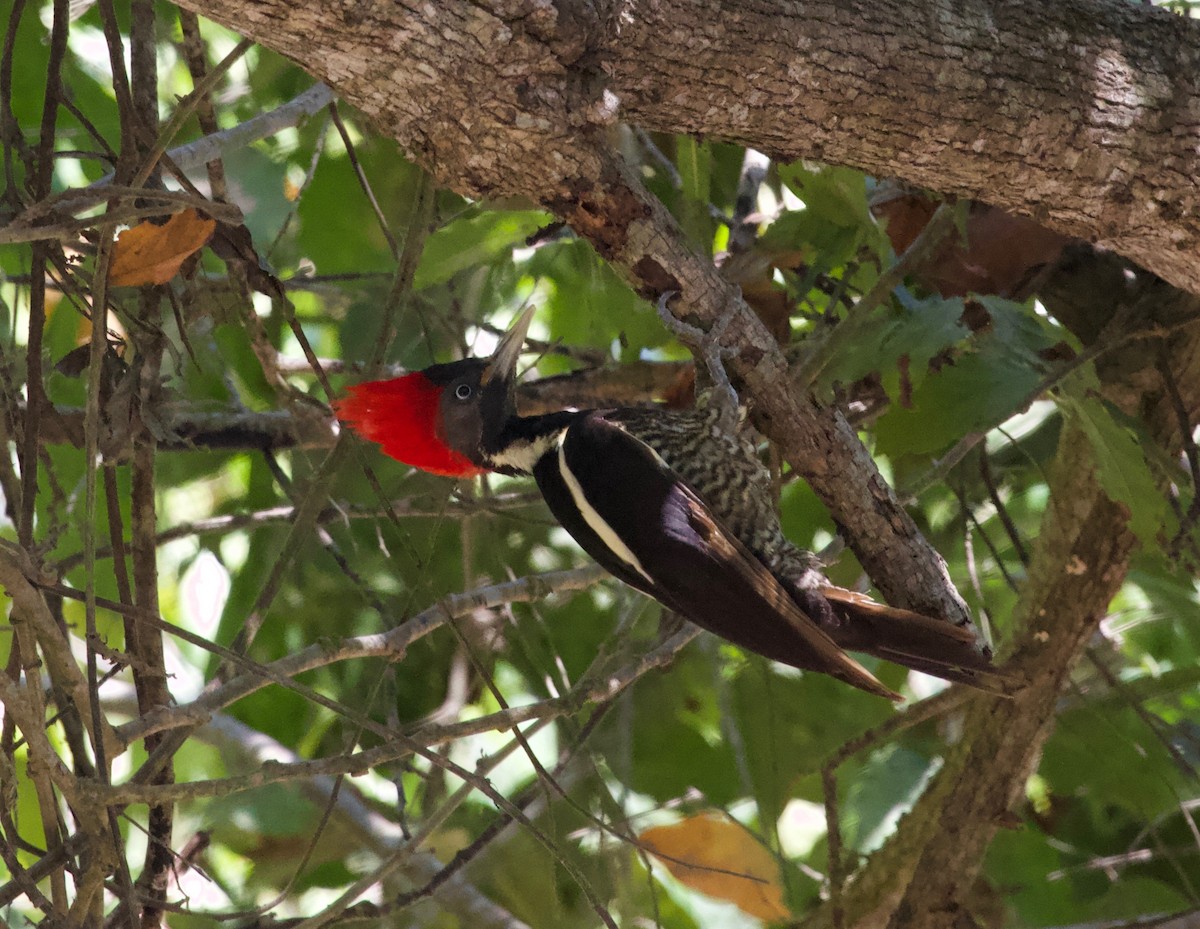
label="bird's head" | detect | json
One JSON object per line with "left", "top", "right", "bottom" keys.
{"left": 335, "top": 306, "right": 534, "bottom": 477}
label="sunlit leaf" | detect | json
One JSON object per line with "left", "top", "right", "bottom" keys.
{"left": 641, "top": 813, "right": 790, "bottom": 921}
{"left": 415, "top": 209, "right": 551, "bottom": 291}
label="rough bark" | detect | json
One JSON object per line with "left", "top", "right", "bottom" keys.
{"left": 610, "top": 0, "right": 1200, "bottom": 295}
{"left": 877, "top": 435, "right": 1137, "bottom": 929}
{"left": 175, "top": 0, "right": 1200, "bottom": 294}
{"left": 164, "top": 0, "right": 1200, "bottom": 628}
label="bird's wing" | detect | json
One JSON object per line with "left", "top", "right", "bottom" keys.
{"left": 532, "top": 412, "right": 899, "bottom": 700}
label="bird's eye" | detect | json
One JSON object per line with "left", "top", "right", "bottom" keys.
{"left": 454, "top": 383, "right": 473, "bottom": 400}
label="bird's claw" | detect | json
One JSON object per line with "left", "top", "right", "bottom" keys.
{"left": 656, "top": 292, "right": 740, "bottom": 434}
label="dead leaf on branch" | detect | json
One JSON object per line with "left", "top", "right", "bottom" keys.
{"left": 206, "top": 220, "right": 286, "bottom": 299}
{"left": 639, "top": 812, "right": 791, "bottom": 921}
{"left": 109, "top": 208, "right": 216, "bottom": 286}
{"left": 871, "top": 192, "right": 1072, "bottom": 299}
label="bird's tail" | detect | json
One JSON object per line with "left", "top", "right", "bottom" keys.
{"left": 816, "top": 587, "right": 1018, "bottom": 694}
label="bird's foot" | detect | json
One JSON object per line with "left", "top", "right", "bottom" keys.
{"left": 656, "top": 291, "right": 740, "bottom": 433}
{"left": 789, "top": 584, "right": 844, "bottom": 632}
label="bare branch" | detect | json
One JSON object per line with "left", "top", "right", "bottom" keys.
{"left": 92, "top": 83, "right": 335, "bottom": 188}
{"left": 113, "top": 565, "right": 608, "bottom": 748}
{"left": 0, "top": 545, "right": 122, "bottom": 757}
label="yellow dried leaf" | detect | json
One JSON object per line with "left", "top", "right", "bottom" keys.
{"left": 640, "top": 813, "right": 790, "bottom": 921}
{"left": 109, "top": 208, "right": 216, "bottom": 286}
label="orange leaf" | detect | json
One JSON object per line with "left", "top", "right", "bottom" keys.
{"left": 640, "top": 813, "right": 790, "bottom": 921}
{"left": 109, "top": 208, "right": 216, "bottom": 286}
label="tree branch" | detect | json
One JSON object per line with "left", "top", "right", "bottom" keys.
{"left": 178, "top": 0, "right": 1200, "bottom": 294}
{"left": 111, "top": 565, "right": 608, "bottom": 748}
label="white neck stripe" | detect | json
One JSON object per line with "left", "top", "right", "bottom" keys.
{"left": 485, "top": 430, "right": 561, "bottom": 473}
{"left": 557, "top": 435, "right": 653, "bottom": 583}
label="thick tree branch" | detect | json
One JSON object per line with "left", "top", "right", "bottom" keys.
{"left": 177, "top": 0, "right": 1200, "bottom": 294}
{"left": 609, "top": 0, "right": 1200, "bottom": 295}
{"left": 876, "top": 428, "right": 1138, "bottom": 929}
{"left": 808, "top": 280, "right": 1200, "bottom": 929}
{"left": 568, "top": 149, "right": 973, "bottom": 623}
{"left": 69, "top": 1, "right": 1200, "bottom": 922}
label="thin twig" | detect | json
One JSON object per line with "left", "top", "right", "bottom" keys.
{"left": 93, "top": 83, "right": 334, "bottom": 188}
{"left": 328, "top": 101, "right": 399, "bottom": 259}
{"left": 129, "top": 38, "right": 255, "bottom": 190}
{"left": 1159, "top": 346, "right": 1200, "bottom": 558}
{"left": 376, "top": 706, "right": 612, "bottom": 921}
{"left": 979, "top": 449, "right": 1030, "bottom": 566}
{"left": 53, "top": 492, "right": 542, "bottom": 572}
{"left": 95, "top": 564, "right": 606, "bottom": 747}
{"left": 1, "top": 186, "right": 244, "bottom": 242}
{"left": 177, "top": 10, "right": 229, "bottom": 199}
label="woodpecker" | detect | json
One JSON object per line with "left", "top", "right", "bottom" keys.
{"left": 337, "top": 307, "right": 1008, "bottom": 700}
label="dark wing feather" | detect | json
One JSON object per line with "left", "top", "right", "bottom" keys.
{"left": 532, "top": 413, "right": 899, "bottom": 700}
{"left": 819, "top": 588, "right": 1018, "bottom": 693}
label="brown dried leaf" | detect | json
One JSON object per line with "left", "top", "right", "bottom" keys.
{"left": 207, "top": 221, "right": 285, "bottom": 299}
{"left": 640, "top": 813, "right": 790, "bottom": 921}
{"left": 109, "top": 208, "right": 216, "bottom": 286}
{"left": 873, "top": 194, "right": 1071, "bottom": 298}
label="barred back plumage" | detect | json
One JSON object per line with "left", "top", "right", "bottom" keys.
{"left": 610, "top": 403, "right": 826, "bottom": 592}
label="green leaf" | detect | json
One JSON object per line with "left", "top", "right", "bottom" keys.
{"left": 206, "top": 783, "right": 318, "bottom": 841}
{"left": 295, "top": 142, "right": 427, "bottom": 273}
{"left": 732, "top": 664, "right": 893, "bottom": 825}
{"left": 772, "top": 163, "right": 886, "bottom": 261}
{"left": 759, "top": 207, "right": 855, "bottom": 269}
{"left": 875, "top": 351, "right": 1038, "bottom": 457}
{"left": 1059, "top": 375, "right": 1169, "bottom": 546}
{"left": 676, "top": 138, "right": 711, "bottom": 203}
{"left": 415, "top": 208, "right": 551, "bottom": 291}
{"left": 1041, "top": 701, "right": 1187, "bottom": 819}
{"left": 778, "top": 473, "right": 837, "bottom": 550}
{"left": 985, "top": 827, "right": 1078, "bottom": 924}
{"left": 676, "top": 137, "right": 715, "bottom": 252}
{"left": 843, "top": 745, "right": 940, "bottom": 853}
{"left": 1081, "top": 877, "right": 1188, "bottom": 921}
{"left": 601, "top": 645, "right": 742, "bottom": 804}
{"left": 524, "top": 239, "right": 664, "bottom": 363}
{"left": 817, "top": 296, "right": 969, "bottom": 392}
{"left": 873, "top": 297, "right": 1061, "bottom": 457}
{"left": 1120, "top": 567, "right": 1200, "bottom": 667}
{"left": 776, "top": 164, "right": 873, "bottom": 230}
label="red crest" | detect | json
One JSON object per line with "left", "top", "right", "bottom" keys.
{"left": 336, "top": 374, "right": 485, "bottom": 478}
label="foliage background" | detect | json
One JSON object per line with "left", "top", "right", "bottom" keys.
{"left": 1, "top": 1, "right": 1199, "bottom": 926}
